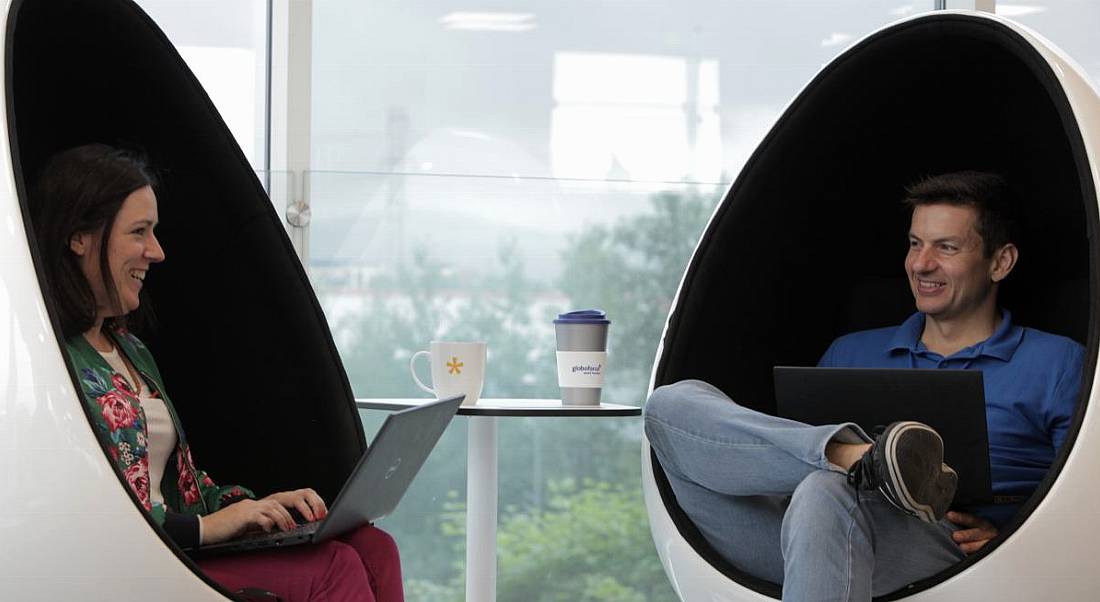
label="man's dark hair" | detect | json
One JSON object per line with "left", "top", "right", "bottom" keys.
{"left": 903, "top": 170, "right": 1021, "bottom": 257}
{"left": 29, "top": 144, "right": 158, "bottom": 338}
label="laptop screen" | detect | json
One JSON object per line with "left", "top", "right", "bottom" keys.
{"left": 773, "top": 366, "right": 992, "bottom": 506}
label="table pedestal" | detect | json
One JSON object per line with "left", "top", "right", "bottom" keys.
{"left": 466, "top": 416, "right": 497, "bottom": 602}
{"left": 354, "top": 399, "right": 640, "bottom": 602}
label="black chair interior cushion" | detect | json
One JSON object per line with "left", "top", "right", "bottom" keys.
{"left": 9, "top": 0, "right": 365, "bottom": 503}
{"left": 657, "top": 15, "right": 1095, "bottom": 415}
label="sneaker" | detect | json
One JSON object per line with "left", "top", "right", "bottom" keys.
{"left": 846, "top": 421, "right": 958, "bottom": 523}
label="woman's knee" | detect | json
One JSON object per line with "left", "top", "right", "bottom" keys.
{"left": 302, "top": 541, "right": 374, "bottom": 601}
{"left": 339, "top": 526, "right": 404, "bottom": 601}
{"left": 366, "top": 525, "right": 398, "bottom": 552}
{"left": 326, "top": 541, "right": 367, "bottom": 574}
{"left": 364, "top": 526, "right": 401, "bottom": 565}
{"left": 342, "top": 525, "right": 399, "bottom": 559}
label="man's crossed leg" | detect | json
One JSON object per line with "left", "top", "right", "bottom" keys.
{"left": 644, "top": 380, "right": 965, "bottom": 601}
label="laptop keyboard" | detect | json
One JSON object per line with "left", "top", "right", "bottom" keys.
{"left": 237, "top": 521, "right": 319, "bottom": 545}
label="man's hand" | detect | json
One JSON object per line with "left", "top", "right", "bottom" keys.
{"left": 263, "top": 488, "right": 328, "bottom": 523}
{"left": 946, "top": 510, "right": 998, "bottom": 554}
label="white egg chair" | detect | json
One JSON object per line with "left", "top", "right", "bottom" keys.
{"left": 642, "top": 10, "right": 1100, "bottom": 602}
{"left": 1, "top": 0, "right": 364, "bottom": 599}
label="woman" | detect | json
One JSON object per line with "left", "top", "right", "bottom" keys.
{"left": 30, "top": 144, "right": 403, "bottom": 602}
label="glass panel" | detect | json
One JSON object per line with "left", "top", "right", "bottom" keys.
{"left": 311, "top": 172, "right": 720, "bottom": 402}
{"left": 315, "top": 1, "right": 934, "bottom": 599}
{"left": 135, "top": 0, "right": 268, "bottom": 169}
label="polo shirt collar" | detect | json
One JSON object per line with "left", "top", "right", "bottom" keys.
{"left": 887, "top": 310, "right": 1023, "bottom": 361}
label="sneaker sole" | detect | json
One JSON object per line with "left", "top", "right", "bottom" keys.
{"left": 882, "top": 421, "right": 957, "bottom": 523}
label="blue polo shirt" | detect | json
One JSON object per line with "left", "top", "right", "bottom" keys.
{"left": 818, "top": 311, "right": 1085, "bottom": 527}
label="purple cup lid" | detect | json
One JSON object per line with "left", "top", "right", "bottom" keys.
{"left": 554, "top": 309, "right": 610, "bottom": 325}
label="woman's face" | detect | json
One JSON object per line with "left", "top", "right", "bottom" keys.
{"left": 70, "top": 186, "right": 165, "bottom": 321}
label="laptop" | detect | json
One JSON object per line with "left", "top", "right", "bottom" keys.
{"left": 188, "top": 394, "right": 464, "bottom": 556}
{"left": 773, "top": 367, "right": 992, "bottom": 506}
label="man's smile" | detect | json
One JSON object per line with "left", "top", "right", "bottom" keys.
{"left": 916, "top": 278, "right": 946, "bottom": 293}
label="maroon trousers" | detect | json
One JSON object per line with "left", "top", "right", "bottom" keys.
{"left": 197, "top": 525, "right": 403, "bottom": 602}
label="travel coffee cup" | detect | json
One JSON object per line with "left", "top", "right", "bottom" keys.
{"left": 554, "top": 309, "right": 610, "bottom": 406}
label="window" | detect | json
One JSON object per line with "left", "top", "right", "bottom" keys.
{"left": 310, "top": 2, "right": 935, "bottom": 599}
{"left": 135, "top": 0, "right": 268, "bottom": 169}
{"left": 999, "top": 1, "right": 1100, "bottom": 86}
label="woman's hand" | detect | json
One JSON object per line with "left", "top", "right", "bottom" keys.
{"left": 200, "top": 498, "right": 297, "bottom": 545}
{"left": 263, "top": 488, "right": 328, "bottom": 523}
{"left": 946, "top": 510, "right": 998, "bottom": 554}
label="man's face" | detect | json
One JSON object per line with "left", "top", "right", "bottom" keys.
{"left": 905, "top": 203, "right": 999, "bottom": 323}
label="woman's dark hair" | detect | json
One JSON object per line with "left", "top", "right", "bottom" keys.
{"left": 903, "top": 170, "right": 1022, "bottom": 257}
{"left": 30, "top": 144, "right": 157, "bottom": 338}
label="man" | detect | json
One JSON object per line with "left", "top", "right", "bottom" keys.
{"left": 644, "top": 171, "right": 1084, "bottom": 601}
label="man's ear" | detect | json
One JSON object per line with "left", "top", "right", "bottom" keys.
{"left": 69, "top": 232, "right": 90, "bottom": 257}
{"left": 990, "top": 243, "right": 1018, "bottom": 283}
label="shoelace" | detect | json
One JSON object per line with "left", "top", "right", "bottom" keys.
{"left": 845, "top": 424, "right": 886, "bottom": 490}
{"left": 845, "top": 424, "right": 889, "bottom": 511}
{"left": 846, "top": 448, "right": 874, "bottom": 489}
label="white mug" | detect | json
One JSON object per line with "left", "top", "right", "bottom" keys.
{"left": 410, "top": 341, "right": 487, "bottom": 405}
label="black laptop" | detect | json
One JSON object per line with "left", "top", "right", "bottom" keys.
{"left": 188, "top": 394, "right": 464, "bottom": 556}
{"left": 773, "top": 367, "right": 992, "bottom": 506}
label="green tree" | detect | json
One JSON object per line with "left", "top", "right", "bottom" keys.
{"left": 428, "top": 480, "right": 676, "bottom": 602}
{"left": 495, "top": 479, "right": 675, "bottom": 602}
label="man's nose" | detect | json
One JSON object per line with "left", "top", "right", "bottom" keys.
{"left": 910, "top": 247, "right": 936, "bottom": 272}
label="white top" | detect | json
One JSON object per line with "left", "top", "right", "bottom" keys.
{"left": 99, "top": 346, "right": 178, "bottom": 506}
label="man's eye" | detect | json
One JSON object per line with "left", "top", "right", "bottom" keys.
{"left": 940, "top": 244, "right": 958, "bottom": 252}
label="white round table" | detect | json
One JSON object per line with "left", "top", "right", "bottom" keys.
{"left": 355, "top": 398, "right": 641, "bottom": 602}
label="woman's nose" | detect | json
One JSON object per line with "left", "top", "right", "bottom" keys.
{"left": 146, "top": 234, "right": 166, "bottom": 262}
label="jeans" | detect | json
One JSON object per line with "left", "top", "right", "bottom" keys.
{"left": 644, "top": 380, "right": 965, "bottom": 601}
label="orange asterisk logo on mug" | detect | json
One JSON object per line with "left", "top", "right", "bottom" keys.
{"left": 447, "top": 356, "right": 464, "bottom": 375}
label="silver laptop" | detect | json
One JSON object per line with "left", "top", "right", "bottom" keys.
{"left": 188, "top": 394, "right": 464, "bottom": 556}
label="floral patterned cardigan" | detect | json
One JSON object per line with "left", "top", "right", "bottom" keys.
{"left": 66, "top": 327, "right": 254, "bottom": 548}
